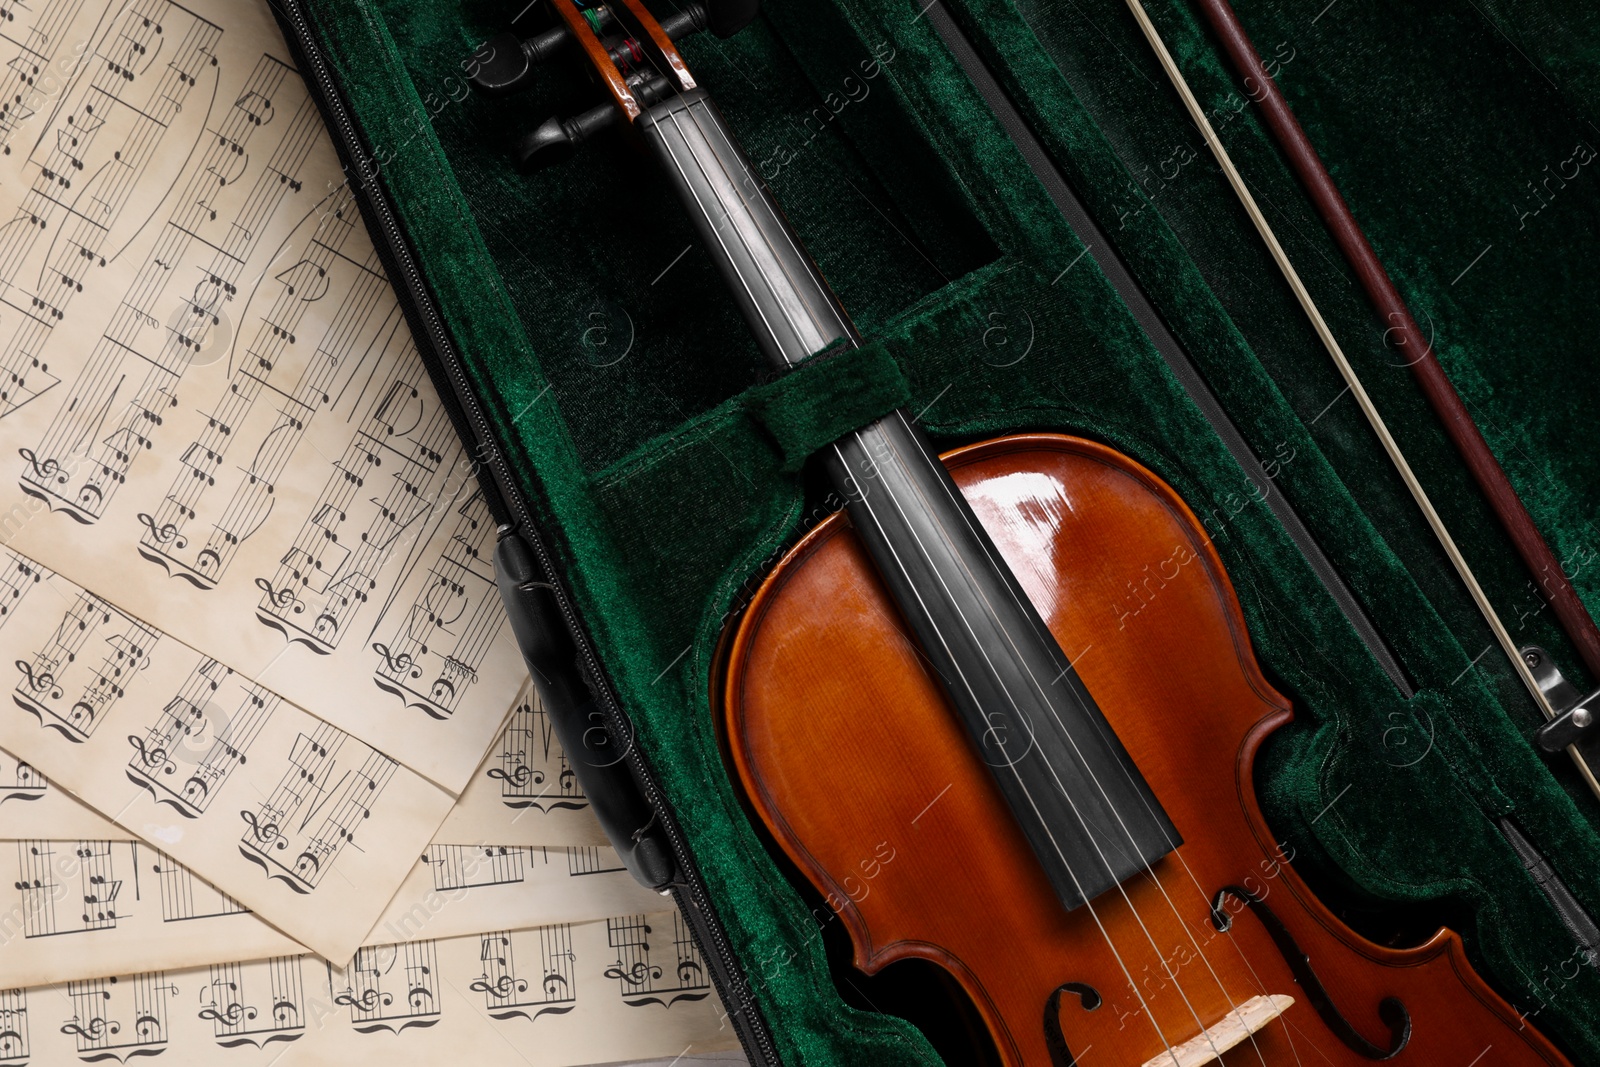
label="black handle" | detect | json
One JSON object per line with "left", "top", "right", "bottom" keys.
{"left": 495, "top": 529, "right": 678, "bottom": 890}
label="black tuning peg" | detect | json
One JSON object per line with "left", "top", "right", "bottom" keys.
{"left": 513, "top": 71, "right": 672, "bottom": 170}
{"left": 468, "top": 3, "right": 708, "bottom": 98}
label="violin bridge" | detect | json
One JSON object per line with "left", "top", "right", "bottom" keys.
{"left": 1140, "top": 994, "right": 1295, "bottom": 1067}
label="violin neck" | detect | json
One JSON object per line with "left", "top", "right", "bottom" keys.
{"left": 643, "top": 88, "right": 1179, "bottom": 910}
{"left": 640, "top": 88, "right": 858, "bottom": 367}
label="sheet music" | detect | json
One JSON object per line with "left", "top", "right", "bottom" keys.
{"left": 437, "top": 680, "right": 611, "bottom": 847}
{"left": 3, "top": 682, "right": 605, "bottom": 846}
{"left": 0, "top": 0, "right": 525, "bottom": 798}
{"left": 2, "top": 838, "right": 301, "bottom": 987}
{"left": 0, "top": 553, "right": 457, "bottom": 963}
{"left": 374, "top": 843, "right": 658, "bottom": 947}
{"left": 0, "top": 913, "right": 738, "bottom": 1066}
{"left": 0, "top": 0, "right": 555, "bottom": 966}
{"left": 0, "top": 838, "right": 660, "bottom": 988}
{"left": 0, "top": 744, "right": 128, "bottom": 839}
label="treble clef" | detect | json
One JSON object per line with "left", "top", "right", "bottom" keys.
{"left": 127, "top": 734, "right": 174, "bottom": 773}
{"left": 333, "top": 988, "right": 387, "bottom": 1012}
{"left": 197, "top": 1002, "right": 252, "bottom": 1025}
{"left": 240, "top": 809, "right": 284, "bottom": 849}
{"left": 135, "top": 511, "right": 186, "bottom": 547}
{"left": 486, "top": 764, "right": 538, "bottom": 788}
{"left": 470, "top": 974, "right": 526, "bottom": 998}
{"left": 603, "top": 961, "right": 660, "bottom": 987}
{"left": 371, "top": 642, "right": 420, "bottom": 679}
{"left": 15, "top": 660, "right": 59, "bottom": 698}
{"left": 18, "top": 447, "right": 64, "bottom": 483}
{"left": 254, "top": 577, "right": 303, "bottom": 612}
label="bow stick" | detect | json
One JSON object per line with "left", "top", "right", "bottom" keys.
{"left": 1119, "top": 0, "right": 1600, "bottom": 798}
{"left": 1186, "top": 0, "right": 1600, "bottom": 681}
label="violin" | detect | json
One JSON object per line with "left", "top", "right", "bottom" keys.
{"left": 472, "top": 3, "right": 1572, "bottom": 1063}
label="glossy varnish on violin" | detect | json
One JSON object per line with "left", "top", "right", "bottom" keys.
{"left": 722, "top": 433, "right": 1568, "bottom": 1067}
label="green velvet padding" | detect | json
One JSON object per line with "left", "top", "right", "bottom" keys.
{"left": 294, "top": 0, "right": 1600, "bottom": 1063}
{"left": 745, "top": 341, "right": 911, "bottom": 472}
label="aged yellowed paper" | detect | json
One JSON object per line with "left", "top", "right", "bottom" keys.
{"left": 0, "top": 553, "right": 457, "bottom": 963}
{"left": 0, "top": 912, "right": 740, "bottom": 1066}
{"left": 0, "top": 839, "right": 663, "bottom": 987}
{"left": 0, "top": 0, "right": 527, "bottom": 798}
{"left": 437, "top": 680, "right": 612, "bottom": 848}
{"left": 0, "top": 745, "right": 129, "bottom": 840}
{"left": 3, "top": 683, "right": 608, "bottom": 849}
{"left": 0, "top": 0, "right": 559, "bottom": 964}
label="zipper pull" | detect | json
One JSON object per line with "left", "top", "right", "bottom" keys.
{"left": 494, "top": 526, "right": 678, "bottom": 890}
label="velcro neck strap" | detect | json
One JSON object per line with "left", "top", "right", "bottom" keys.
{"left": 744, "top": 341, "right": 910, "bottom": 473}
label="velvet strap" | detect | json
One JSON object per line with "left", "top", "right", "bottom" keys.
{"left": 743, "top": 340, "right": 911, "bottom": 473}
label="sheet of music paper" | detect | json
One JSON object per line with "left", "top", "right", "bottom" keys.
{"left": 0, "top": 0, "right": 539, "bottom": 963}
{"left": 437, "top": 681, "right": 612, "bottom": 848}
{"left": 0, "top": 838, "right": 663, "bottom": 987}
{"left": 2, "top": 683, "right": 611, "bottom": 849}
{"left": 0, "top": 3, "right": 747, "bottom": 1063}
{"left": 0, "top": 912, "right": 741, "bottom": 1066}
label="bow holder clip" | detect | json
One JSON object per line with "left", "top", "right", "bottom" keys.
{"left": 1523, "top": 645, "right": 1600, "bottom": 754}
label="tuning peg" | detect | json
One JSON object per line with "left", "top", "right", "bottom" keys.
{"left": 514, "top": 71, "right": 672, "bottom": 170}
{"left": 514, "top": 107, "right": 609, "bottom": 169}
{"left": 466, "top": 32, "right": 539, "bottom": 97}
{"left": 469, "top": 4, "right": 708, "bottom": 98}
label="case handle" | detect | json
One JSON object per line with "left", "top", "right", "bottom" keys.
{"left": 495, "top": 529, "right": 678, "bottom": 890}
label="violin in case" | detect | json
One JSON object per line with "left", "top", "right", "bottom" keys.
{"left": 271, "top": 0, "right": 1600, "bottom": 1062}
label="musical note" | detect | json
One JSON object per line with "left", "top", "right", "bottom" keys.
{"left": 198, "top": 957, "right": 304, "bottom": 1048}
{"left": 422, "top": 844, "right": 525, "bottom": 891}
{"left": 0, "top": 0, "right": 222, "bottom": 430}
{"left": 60, "top": 973, "right": 175, "bottom": 1058}
{"left": 603, "top": 912, "right": 713, "bottom": 1009}
{"left": 370, "top": 488, "right": 504, "bottom": 720}
{"left": 3, "top": 910, "right": 734, "bottom": 1063}
{"left": 75, "top": 839, "right": 122, "bottom": 929}
{"left": 0, "top": 752, "right": 47, "bottom": 805}
{"left": 255, "top": 369, "right": 459, "bottom": 654}
{"left": 0, "top": 0, "right": 529, "bottom": 963}
{"left": 125, "top": 659, "right": 275, "bottom": 817}
{"left": 136, "top": 188, "right": 386, "bottom": 588}
{"left": 18, "top": 57, "right": 308, "bottom": 521}
{"left": 486, "top": 689, "right": 589, "bottom": 813}
{"left": 0, "top": 987, "right": 28, "bottom": 1065}
{"left": 237, "top": 725, "right": 396, "bottom": 894}
{"left": 471, "top": 926, "right": 577, "bottom": 1022}
{"left": 332, "top": 942, "right": 440, "bottom": 1034}
{"left": 151, "top": 848, "right": 247, "bottom": 922}
{"left": 12, "top": 593, "right": 157, "bottom": 742}
{"left": 13, "top": 838, "right": 125, "bottom": 937}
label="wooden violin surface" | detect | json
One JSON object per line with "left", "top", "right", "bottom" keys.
{"left": 721, "top": 433, "right": 1567, "bottom": 1067}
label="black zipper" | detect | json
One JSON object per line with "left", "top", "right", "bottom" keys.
{"left": 267, "top": 3, "right": 780, "bottom": 1063}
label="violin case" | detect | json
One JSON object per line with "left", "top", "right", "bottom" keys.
{"left": 270, "top": 0, "right": 1600, "bottom": 1062}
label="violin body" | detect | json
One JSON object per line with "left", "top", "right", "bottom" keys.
{"left": 722, "top": 433, "right": 1567, "bottom": 1066}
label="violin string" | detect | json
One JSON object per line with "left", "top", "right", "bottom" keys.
{"left": 609, "top": 9, "right": 1254, "bottom": 1061}
{"left": 881, "top": 411, "right": 1272, "bottom": 1066}
{"left": 636, "top": 52, "right": 1201, "bottom": 1057}
{"left": 823, "top": 424, "right": 1192, "bottom": 1065}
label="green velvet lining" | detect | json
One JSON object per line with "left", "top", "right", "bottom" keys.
{"left": 296, "top": 0, "right": 1600, "bottom": 1061}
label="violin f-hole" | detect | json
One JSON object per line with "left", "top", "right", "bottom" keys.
{"left": 1211, "top": 885, "right": 1411, "bottom": 1059}
{"left": 1043, "top": 981, "right": 1099, "bottom": 1067}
